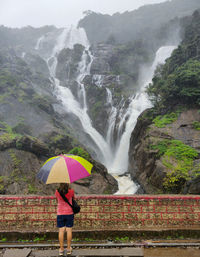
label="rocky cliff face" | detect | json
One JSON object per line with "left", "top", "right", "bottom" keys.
{"left": 128, "top": 108, "right": 200, "bottom": 194}
{"left": 0, "top": 27, "right": 119, "bottom": 195}
{"left": 0, "top": 134, "right": 118, "bottom": 195}
{"left": 129, "top": 10, "right": 200, "bottom": 195}
{"left": 55, "top": 41, "right": 137, "bottom": 138}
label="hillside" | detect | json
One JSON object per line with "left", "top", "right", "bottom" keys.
{"left": 128, "top": 10, "right": 200, "bottom": 194}
{"left": 78, "top": 0, "right": 200, "bottom": 45}
{"left": 0, "top": 31, "right": 118, "bottom": 195}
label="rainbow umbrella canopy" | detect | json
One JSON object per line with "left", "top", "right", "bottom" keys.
{"left": 37, "top": 154, "right": 93, "bottom": 184}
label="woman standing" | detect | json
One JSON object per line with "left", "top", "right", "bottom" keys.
{"left": 55, "top": 183, "right": 75, "bottom": 256}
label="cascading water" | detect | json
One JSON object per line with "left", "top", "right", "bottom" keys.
{"left": 109, "top": 45, "right": 177, "bottom": 194}
{"left": 76, "top": 48, "right": 94, "bottom": 110}
{"left": 35, "top": 27, "right": 113, "bottom": 167}
{"left": 35, "top": 27, "right": 177, "bottom": 194}
{"left": 108, "top": 46, "right": 178, "bottom": 175}
{"left": 106, "top": 88, "right": 117, "bottom": 146}
{"left": 35, "top": 35, "right": 45, "bottom": 50}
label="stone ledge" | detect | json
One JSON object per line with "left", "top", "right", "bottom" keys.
{"left": 1, "top": 229, "right": 200, "bottom": 242}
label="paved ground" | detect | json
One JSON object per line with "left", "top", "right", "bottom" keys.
{"left": 2, "top": 249, "right": 31, "bottom": 257}
{"left": 144, "top": 247, "right": 200, "bottom": 257}
{"left": 0, "top": 247, "right": 200, "bottom": 257}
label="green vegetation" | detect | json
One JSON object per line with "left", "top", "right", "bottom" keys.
{"left": 28, "top": 184, "right": 38, "bottom": 194}
{"left": 147, "top": 11, "right": 200, "bottom": 109}
{"left": 0, "top": 122, "right": 16, "bottom": 138}
{"left": 17, "top": 239, "right": 29, "bottom": 242}
{"left": 32, "top": 94, "right": 52, "bottom": 113}
{"left": 151, "top": 139, "right": 199, "bottom": 192}
{"left": 147, "top": 59, "right": 200, "bottom": 108}
{"left": 0, "top": 122, "right": 21, "bottom": 148}
{"left": 0, "top": 121, "right": 30, "bottom": 139}
{"left": 46, "top": 132, "right": 74, "bottom": 154}
{"left": 72, "top": 238, "right": 80, "bottom": 242}
{"left": 192, "top": 121, "right": 200, "bottom": 130}
{"left": 90, "top": 101, "right": 102, "bottom": 118}
{"left": 82, "top": 237, "right": 94, "bottom": 242}
{"left": 68, "top": 147, "right": 90, "bottom": 161}
{"left": 33, "top": 235, "right": 46, "bottom": 242}
{"left": 145, "top": 11, "right": 200, "bottom": 193}
{"left": 0, "top": 237, "right": 7, "bottom": 242}
{"left": 153, "top": 112, "right": 180, "bottom": 128}
{"left": 150, "top": 140, "right": 171, "bottom": 158}
{"left": 114, "top": 236, "right": 130, "bottom": 242}
{"left": 0, "top": 70, "right": 17, "bottom": 91}
{"left": 9, "top": 149, "right": 22, "bottom": 178}
{"left": 0, "top": 176, "right": 6, "bottom": 192}
{"left": 12, "top": 121, "right": 32, "bottom": 135}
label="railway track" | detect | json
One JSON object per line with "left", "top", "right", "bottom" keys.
{"left": 0, "top": 242, "right": 200, "bottom": 248}
{"left": 1, "top": 242, "right": 200, "bottom": 256}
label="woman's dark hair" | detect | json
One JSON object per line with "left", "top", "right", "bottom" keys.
{"left": 58, "top": 183, "right": 70, "bottom": 195}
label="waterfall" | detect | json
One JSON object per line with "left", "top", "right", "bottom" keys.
{"left": 35, "top": 27, "right": 113, "bottom": 167}
{"left": 108, "top": 46, "right": 177, "bottom": 174}
{"left": 35, "top": 28, "right": 177, "bottom": 194}
{"left": 106, "top": 88, "right": 117, "bottom": 146}
{"left": 35, "top": 35, "right": 45, "bottom": 50}
{"left": 92, "top": 75, "right": 105, "bottom": 88}
{"left": 76, "top": 48, "right": 94, "bottom": 110}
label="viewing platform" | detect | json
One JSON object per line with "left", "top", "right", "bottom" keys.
{"left": 0, "top": 195, "right": 200, "bottom": 256}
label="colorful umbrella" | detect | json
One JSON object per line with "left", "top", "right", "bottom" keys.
{"left": 37, "top": 154, "right": 93, "bottom": 184}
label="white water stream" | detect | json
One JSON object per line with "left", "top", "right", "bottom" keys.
{"left": 109, "top": 46, "right": 177, "bottom": 175}
{"left": 35, "top": 27, "right": 177, "bottom": 194}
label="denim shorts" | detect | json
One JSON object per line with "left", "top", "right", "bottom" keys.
{"left": 57, "top": 214, "right": 74, "bottom": 228}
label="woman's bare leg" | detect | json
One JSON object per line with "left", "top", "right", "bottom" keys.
{"left": 66, "top": 227, "right": 72, "bottom": 250}
{"left": 58, "top": 227, "right": 66, "bottom": 251}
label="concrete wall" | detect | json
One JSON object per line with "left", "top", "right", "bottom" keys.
{"left": 0, "top": 195, "right": 200, "bottom": 232}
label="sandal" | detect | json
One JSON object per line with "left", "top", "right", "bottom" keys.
{"left": 59, "top": 250, "right": 64, "bottom": 256}
{"left": 66, "top": 247, "right": 72, "bottom": 255}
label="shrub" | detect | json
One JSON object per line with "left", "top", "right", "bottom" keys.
{"left": 153, "top": 112, "right": 179, "bottom": 128}
{"left": 68, "top": 147, "right": 90, "bottom": 160}
{"left": 192, "top": 121, "right": 200, "bottom": 130}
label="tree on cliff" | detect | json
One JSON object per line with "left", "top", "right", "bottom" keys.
{"left": 147, "top": 59, "right": 200, "bottom": 107}
{"left": 147, "top": 10, "right": 200, "bottom": 109}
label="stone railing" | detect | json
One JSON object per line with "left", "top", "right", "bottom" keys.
{"left": 0, "top": 195, "right": 199, "bottom": 232}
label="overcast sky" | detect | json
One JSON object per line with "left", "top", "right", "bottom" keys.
{"left": 0, "top": 0, "right": 168, "bottom": 28}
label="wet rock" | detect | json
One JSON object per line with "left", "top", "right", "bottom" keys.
{"left": 90, "top": 43, "right": 114, "bottom": 75}
{"left": 16, "top": 135, "right": 49, "bottom": 156}
{"left": 23, "top": 52, "right": 49, "bottom": 77}
{"left": 56, "top": 44, "right": 85, "bottom": 81}
{"left": 128, "top": 108, "right": 200, "bottom": 194}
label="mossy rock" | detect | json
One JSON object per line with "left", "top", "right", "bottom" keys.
{"left": 12, "top": 122, "right": 32, "bottom": 135}
{"left": 44, "top": 131, "right": 74, "bottom": 154}
{"left": 153, "top": 112, "right": 180, "bottom": 128}
{"left": 151, "top": 139, "right": 199, "bottom": 193}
